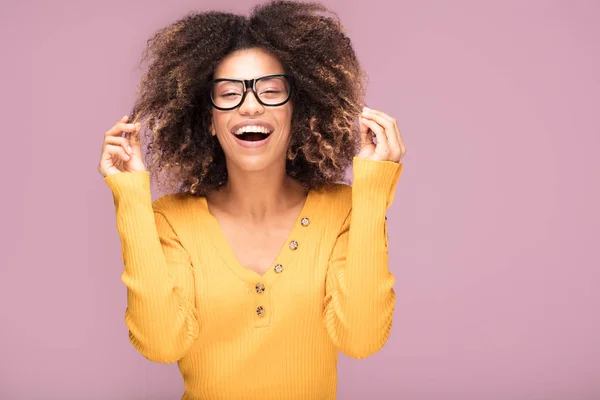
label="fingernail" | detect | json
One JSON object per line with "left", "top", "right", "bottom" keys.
{"left": 127, "top": 123, "right": 135, "bottom": 129}
{"left": 363, "top": 106, "right": 371, "bottom": 111}
{"left": 127, "top": 145, "right": 133, "bottom": 154}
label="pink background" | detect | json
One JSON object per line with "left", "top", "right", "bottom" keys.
{"left": 1, "top": 0, "right": 599, "bottom": 398}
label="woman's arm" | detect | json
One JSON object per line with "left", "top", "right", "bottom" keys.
{"left": 323, "top": 157, "right": 403, "bottom": 359}
{"left": 105, "top": 170, "right": 199, "bottom": 364}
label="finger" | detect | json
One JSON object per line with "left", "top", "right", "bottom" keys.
{"left": 105, "top": 135, "right": 133, "bottom": 155}
{"left": 362, "top": 108, "right": 402, "bottom": 161}
{"left": 362, "top": 108, "right": 399, "bottom": 136}
{"left": 104, "top": 120, "right": 139, "bottom": 138}
{"left": 360, "top": 117, "right": 391, "bottom": 161}
{"left": 396, "top": 128, "right": 407, "bottom": 161}
{"left": 358, "top": 115, "right": 374, "bottom": 147}
{"left": 117, "top": 115, "right": 132, "bottom": 139}
{"left": 388, "top": 122, "right": 406, "bottom": 160}
{"left": 104, "top": 143, "right": 131, "bottom": 162}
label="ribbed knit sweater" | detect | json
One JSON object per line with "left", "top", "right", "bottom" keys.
{"left": 104, "top": 156, "right": 403, "bottom": 399}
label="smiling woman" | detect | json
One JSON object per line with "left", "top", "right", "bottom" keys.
{"left": 97, "top": 0, "right": 405, "bottom": 399}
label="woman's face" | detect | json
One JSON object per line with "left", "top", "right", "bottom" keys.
{"left": 210, "top": 47, "right": 293, "bottom": 173}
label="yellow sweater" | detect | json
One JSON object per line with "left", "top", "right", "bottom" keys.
{"left": 104, "top": 157, "right": 403, "bottom": 399}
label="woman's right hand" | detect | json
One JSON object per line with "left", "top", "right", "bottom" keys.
{"left": 98, "top": 115, "right": 147, "bottom": 177}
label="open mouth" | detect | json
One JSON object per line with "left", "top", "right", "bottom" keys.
{"left": 232, "top": 125, "right": 273, "bottom": 142}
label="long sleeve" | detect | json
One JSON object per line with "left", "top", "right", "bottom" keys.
{"left": 323, "top": 157, "right": 403, "bottom": 359}
{"left": 104, "top": 171, "right": 199, "bottom": 363}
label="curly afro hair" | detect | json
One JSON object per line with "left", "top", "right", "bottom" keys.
{"left": 130, "top": 0, "right": 366, "bottom": 196}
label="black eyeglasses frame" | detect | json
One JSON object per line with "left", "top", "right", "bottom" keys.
{"left": 208, "top": 73, "right": 294, "bottom": 111}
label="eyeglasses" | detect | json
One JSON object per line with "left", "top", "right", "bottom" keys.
{"left": 209, "top": 74, "right": 293, "bottom": 110}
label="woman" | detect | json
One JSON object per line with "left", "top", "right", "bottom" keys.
{"left": 98, "top": 1, "right": 406, "bottom": 398}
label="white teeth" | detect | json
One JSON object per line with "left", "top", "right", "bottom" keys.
{"left": 234, "top": 125, "right": 272, "bottom": 135}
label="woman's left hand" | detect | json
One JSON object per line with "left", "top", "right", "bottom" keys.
{"left": 357, "top": 107, "right": 406, "bottom": 163}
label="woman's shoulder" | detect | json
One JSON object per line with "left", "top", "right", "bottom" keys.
{"left": 312, "top": 182, "right": 352, "bottom": 216}
{"left": 152, "top": 192, "right": 203, "bottom": 215}
{"left": 319, "top": 182, "right": 352, "bottom": 200}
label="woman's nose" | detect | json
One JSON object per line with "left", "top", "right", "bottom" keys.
{"left": 238, "top": 89, "right": 264, "bottom": 114}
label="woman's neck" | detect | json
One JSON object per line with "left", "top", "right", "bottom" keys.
{"left": 209, "top": 162, "right": 307, "bottom": 222}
